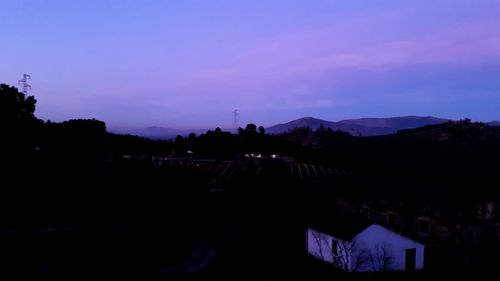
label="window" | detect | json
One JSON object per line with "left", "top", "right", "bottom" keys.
{"left": 331, "top": 239, "right": 338, "bottom": 256}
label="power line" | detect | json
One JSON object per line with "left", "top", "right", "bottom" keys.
{"left": 18, "top": 74, "right": 31, "bottom": 95}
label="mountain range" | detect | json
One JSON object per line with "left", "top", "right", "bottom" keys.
{"left": 112, "top": 116, "right": 500, "bottom": 139}
{"left": 267, "top": 116, "right": 500, "bottom": 136}
{"left": 266, "top": 116, "right": 451, "bottom": 136}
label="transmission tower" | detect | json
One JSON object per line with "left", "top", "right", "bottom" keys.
{"left": 232, "top": 109, "right": 239, "bottom": 129}
{"left": 18, "top": 74, "right": 31, "bottom": 95}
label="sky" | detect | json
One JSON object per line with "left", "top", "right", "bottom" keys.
{"left": 1, "top": 0, "right": 500, "bottom": 130}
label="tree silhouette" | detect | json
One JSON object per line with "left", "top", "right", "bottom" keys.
{"left": 0, "top": 84, "right": 42, "bottom": 155}
{"left": 258, "top": 126, "right": 265, "bottom": 134}
{"left": 310, "top": 231, "right": 395, "bottom": 272}
{"left": 369, "top": 242, "right": 395, "bottom": 272}
{"left": 310, "top": 231, "right": 371, "bottom": 272}
{"left": 0, "top": 83, "right": 38, "bottom": 126}
{"left": 246, "top": 123, "right": 257, "bottom": 134}
{"left": 0, "top": 83, "right": 45, "bottom": 177}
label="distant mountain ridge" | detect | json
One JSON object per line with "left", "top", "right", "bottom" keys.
{"left": 266, "top": 116, "right": 452, "bottom": 136}
{"left": 110, "top": 126, "right": 180, "bottom": 139}
{"left": 110, "top": 127, "right": 233, "bottom": 140}
{"left": 112, "top": 117, "right": 500, "bottom": 139}
{"left": 488, "top": 121, "right": 500, "bottom": 127}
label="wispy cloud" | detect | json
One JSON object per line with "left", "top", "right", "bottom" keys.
{"left": 203, "top": 19, "right": 500, "bottom": 83}
{"left": 164, "top": 16, "right": 500, "bottom": 115}
{"left": 9, "top": 1, "right": 499, "bottom": 127}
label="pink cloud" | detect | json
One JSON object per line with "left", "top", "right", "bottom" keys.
{"left": 174, "top": 19, "right": 500, "bottom": 99}
{"left": 144, "top": 12, "right": 500, "bottom": 120}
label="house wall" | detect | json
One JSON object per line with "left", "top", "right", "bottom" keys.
{"left": 352, "top": 224, "right": 425, "bottom": 271}
{"left": 307, "top": 228, "right": 351, "bottom": 270}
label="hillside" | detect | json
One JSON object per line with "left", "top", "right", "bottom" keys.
{"left": 488, "top": 121, "right": 500, "bottom": 127}
{"left": 337, "top": 116, "right": 448, "bottom": 130}
{"left": 266, "top": 116, "right": 449, "bottom": 136}
{"left": 276, "top": 119, "right": 500, "bottom": 196}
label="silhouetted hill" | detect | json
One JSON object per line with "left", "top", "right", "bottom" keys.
{"left": 111, "top": 127, "right": 214, "bottom": 139}
{"left": 267, "top": 117, "right": 334, "bottom": 132}
{"left": 113, "top": 126, "right": 180, "bottom": 139}
{"left": 267, "top": 116, "right": 449, "bottom": 136}
{"left": 338, "top": 116, "right": 448, "bottom": 130}
{"left": 488, "top": 121, "right": 500, "bottom": 127}
{"left": 116, "top": 117, "right": 496, "bottom": 139}
{"left": 396, "top": 119, "right": 500, "bottom": 142}
{"left": 275, "top": 119, "right": 500, "bottom": 197}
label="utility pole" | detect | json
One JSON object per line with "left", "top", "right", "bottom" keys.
{"left": 18, "top": 74, "right": 31, "bottom": 95}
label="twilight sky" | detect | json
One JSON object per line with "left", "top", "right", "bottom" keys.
{"left": 1, "top": 0, "right": 500, "bottom": 129}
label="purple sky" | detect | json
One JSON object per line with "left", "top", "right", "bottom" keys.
{"left": 1, "top": 1, "right": 500, "bottom": 129}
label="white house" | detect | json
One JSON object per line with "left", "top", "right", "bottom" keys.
{"left": 307, "top": 221, "right": 424, "bottom": 272}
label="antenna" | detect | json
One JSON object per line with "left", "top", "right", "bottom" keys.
{"left": 232, "top": 109, "right": 239, "bottom": 129}
{"left": 18, "top": 74, "right": 31, "bottom": 95}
